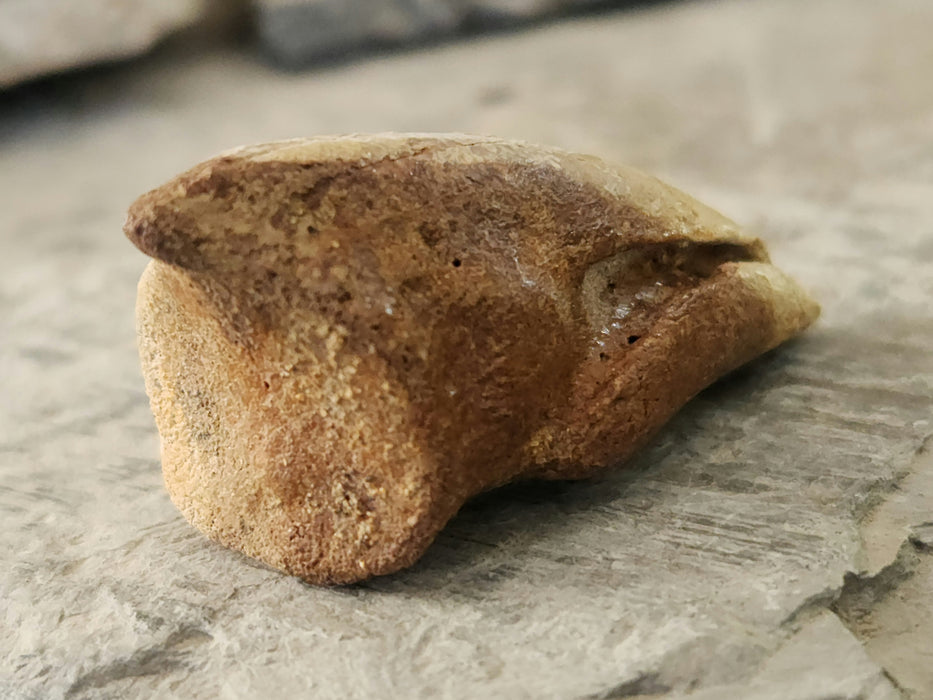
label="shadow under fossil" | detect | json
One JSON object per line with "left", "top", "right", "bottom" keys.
{"left": 352, "top": 315, "right": 933, "bottom": 595}
{"left": 176, "top": 315, "right": 932, "bottom": 597}
{"left": 353, "top": 338, "right": 813, "bottom": 595}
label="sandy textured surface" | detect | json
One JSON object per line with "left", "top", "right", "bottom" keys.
{"left": 2, "top": 0, "right": 932, "bottom": 698}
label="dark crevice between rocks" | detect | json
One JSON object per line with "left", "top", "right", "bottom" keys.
{"left": 765, "top": 526, "right": 929, "bottom": 699}
{"left": 763, "top": 442, "right": 933, "bottom": 700}
{"left": 823, "top": 437, "right": 933, "bottom": 698}
{"left": 829, "top": 538, "right": 931, "bottom": 699}
{"left": 719, "top": 540, "right": 926, "bottom": 700}
{"left": 831, "top": 545, "right": 918, "bottom": 627}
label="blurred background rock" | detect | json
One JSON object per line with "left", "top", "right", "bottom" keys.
{"left": 0, "top": 0, "right": 209, "bottom": 88}
{"left": 254, "top": 0, "right": 615, "bottom": 65}
{"left": 0, "top": 0, "right": 637, "bottom": 87}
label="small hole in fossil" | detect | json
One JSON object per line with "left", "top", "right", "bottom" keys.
{"left": 599, "top": 352, "right": 608, "bottom": 361}
{"left": 452, "top": 258, "right": 462, "bottom": 268}
{"left": 263, "top": 380, "right": 270, "bottom": 389}
{"left": 607, "top": 281, "right": 616, "bottom": 291}
{"left": 307, "top": 225, "right": 318, "bottom": 235}
{"left": 627, "top": 335, "right": 641, "bottom": 344}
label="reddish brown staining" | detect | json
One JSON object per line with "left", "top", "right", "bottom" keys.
{"left": 397, "top": 274, "right": 432, "bottom": 299}
{"left": 269, "top": 206, "right": 290, "bottom": 233}
{"left": 265, "top": 174, "right": 339, "bottom": 237}
{"left": 249, "top": 268, "right": 282, "bottom": 301}
{"left": 185, "top": 169, "right": 236, "bottom": 199}
{"left": 411, "top": 294, "right": 579, "bottom": 488}
{"left": 126, "top": 218, "right": 154, "bottom": 254}
{"left": 147, "top": 152, "right": 759, "bottom": 482}
{"left": 300, "top": 174, "right": 337, "bottom": 210}
{"left": 417, "top": 222, "right": 443, "bottom": 248}
{"left": 126, "top": 207, "right": 203, "bottom": 268}
{"left": 128, "top": 154, "right": 660, "bottom": 298}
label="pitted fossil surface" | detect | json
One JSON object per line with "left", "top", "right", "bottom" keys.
{"left": 126, "top": 134, "right": 819, "bottom": 584}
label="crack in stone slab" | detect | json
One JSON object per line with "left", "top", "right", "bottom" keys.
{"left": 831, "top": 547, "right": 918, "bottom": 629}
{"left": 857, "top": 437, "right": 933, "bottom": 576}
{"left": 907, "top": 523, "right": 933, "bottom": 551}
{"left": 830, "top": 541, "right": 933, "bottom": 700}
{"left": 831, "top": 439, "right": 933, "bottom": 698}
{"left": 622, "top": 438, "right": 933, "bottom": 700}
{"left": 664, "top": 609, "right": 905, "bottom": 700}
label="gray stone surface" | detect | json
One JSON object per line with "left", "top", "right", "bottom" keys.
{"left": 682, "top": 611, "right": 902, "bottom": 700}
{"left": 1, "top": 0, "right": 932, "bottom": 698}
{"left": 255, "top": 0, "right": 610, "bottom": 65}
{"left": 0, "top": 0, "right": 209, "bottom": 88}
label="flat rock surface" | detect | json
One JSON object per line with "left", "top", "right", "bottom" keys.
{"left": 1, "top": 0, "right": 931, "bottom": 698}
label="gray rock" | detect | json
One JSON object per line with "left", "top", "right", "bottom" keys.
{"left": 0, "top": 0, "right": 209, "bottom": 88}
{"left": 677, "top": 612, "right": 902, "bottom": 700}
{"left": 255, "top": 0, "right": 610, "bottom": 65}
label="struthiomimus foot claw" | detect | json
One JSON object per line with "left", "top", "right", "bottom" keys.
{"left": 126, "top": 134, "right": 819, "bottom": 584}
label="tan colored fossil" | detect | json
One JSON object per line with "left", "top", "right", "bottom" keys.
{"left": 126, "top": 134, "right": 819, "bottom": 584}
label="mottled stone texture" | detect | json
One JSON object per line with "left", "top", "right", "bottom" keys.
{"left": 1, "top": 0, "right": 932, "bottom": 698}
{"left": 0, "top": 0, "right": 208, "bottom": 88}
{"left": 255, "top": 0, "right": 610, "bottom": 64}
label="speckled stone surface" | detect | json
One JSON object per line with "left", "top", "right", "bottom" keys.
{"left": 1, "top": 0, "right": 932, "bottom": 698}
